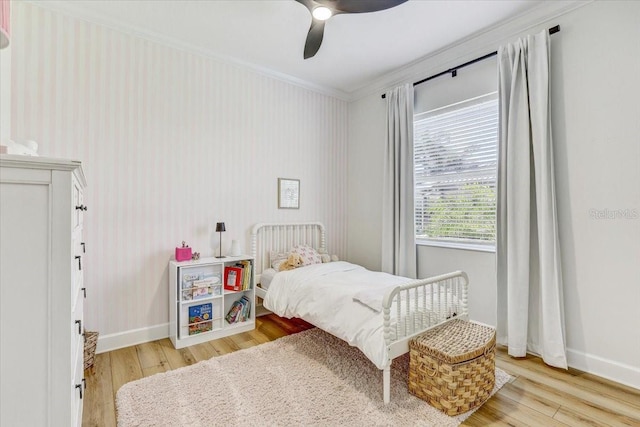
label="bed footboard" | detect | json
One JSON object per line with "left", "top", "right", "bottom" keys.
{"left": 380, "top": 271, "right": 469, "bottom": 403}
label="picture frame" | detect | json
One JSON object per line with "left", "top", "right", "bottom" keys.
{"left": 278, "top": 178, "right": 300, "bottom": 209}
{"left": 224, "top": 266, "right": 243, "bottom": 291}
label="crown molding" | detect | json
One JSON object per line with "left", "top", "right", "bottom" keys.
{"left": 24, "top": 0, "right": 351, "bottom": 101}
{"left": 348, "top": 0, "right": 592, "bottom": 102}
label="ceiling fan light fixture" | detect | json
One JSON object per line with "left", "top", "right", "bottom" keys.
{"left": 296, "top": 0, "right": 408, "bottom": 59}
{"left": 312, "top": 6, "right": 332, "bottom": 21}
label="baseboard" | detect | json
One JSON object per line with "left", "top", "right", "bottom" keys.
{"left": 95, "top": 323, "right": 169, "bottom": 354}
{"left": 567, "top": 347, "right": 640, "bottom": 390}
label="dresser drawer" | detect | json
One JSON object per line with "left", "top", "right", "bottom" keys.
{"left": 72, "top": 228, "right": 85, "bottom": 305}
{"left": 71, "top": 292, "right": 84, "bottom": 373}
{"left": 72, "top": 177, "right": 85, "bottom": 230}
{"left": 71, "top": 335, "right": 84, "bottom": 427}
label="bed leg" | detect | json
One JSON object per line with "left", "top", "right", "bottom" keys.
{"left": 383, "top": 365, "right": 391, "bottom": 404}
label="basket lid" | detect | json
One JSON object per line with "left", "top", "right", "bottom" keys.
{"left": 410, "top": 319, "right": 496, "bottom": 364}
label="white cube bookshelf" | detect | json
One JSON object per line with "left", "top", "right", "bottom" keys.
{"left": 169, "top": 255, "right": 255, "bottom": 349}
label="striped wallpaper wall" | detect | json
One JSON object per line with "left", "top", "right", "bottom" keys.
{"left": 11, "top": 2, "right": 348, "bottom": 344}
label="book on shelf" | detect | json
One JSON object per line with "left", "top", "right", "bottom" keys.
{"left": 224, "top": 266, "right": 243, "bottom": 291}
{"left": 236, "top": 260, "right": 252, "bottom": 290}
{"left": 188, "top": 302, "right": 213, "bottom": 335}
{"left": 182, "top": 279, "right": 215, "bottom": 301}
{"left": 181, "top": 272, "right": 222, "bottom": 300}
{"left": 188, "top": 322, "right": 212, "bottom": 335}
{"left": 225, "top": 295, "right": 251, "bottom": 324}
{"left": 182, "top": 272, "right": 221, "bottom": 290}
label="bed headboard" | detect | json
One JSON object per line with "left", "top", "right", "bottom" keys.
{"left": 250, "top": 222, "right": 326, "bottom": 281}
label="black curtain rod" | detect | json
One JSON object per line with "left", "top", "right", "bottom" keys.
{"left": 381, "top": 25, "right": 560, "bottom": 99}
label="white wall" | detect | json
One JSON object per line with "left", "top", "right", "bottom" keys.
{"left": 418, "top": 246, "right": 497, "bottom": 327}
{"left": 10, "top": 2, "right": 348, "bottom": 351}
{"left": 0, "top": 42, "right": 9, "bottom": 144}
{"left": 348, "top": 0, "right": 640, "bottom": 389}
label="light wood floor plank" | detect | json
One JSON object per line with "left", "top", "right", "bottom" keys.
{"left": 84, "top": 316, "right": 638, "bottom": 427}
{"left": 157, "top": 338, "right": 197, "bottom": 370}
{"left": 553, "top": 406, "right": 613, "bottom": 427}
{"left": 482, "top": 392, "right": 569, "bottom": 427}
{"left": 82, "top": 353, "right": 116, "bottom": 427}
{"left": 255, "top": 314, "right": 290, "bottom": 340}
{"left": 135, "top": 341, "right": 170, "bottom": 375}
{"left": 227, "top": 330, "right": 261, "bottom": 349}
{"left": 497, "top": 348, "right": 640, "bottom": 411}
{"left": 247, "top": 327, "right": 271, "bottom": 344}
{"left": 141, "top": 365, "right": 169, "bottom": 377}
{"left": 109, "top": 346, "right": 143, "bottom": 398}
{"left": 188, "top": 342, "right": 219, "bottom": 362}
{"left": 510, "top": 376, "right": 639, "bottom": 427}
{"left": 497, "top": 382, "right": 560, "bottom": 418}
{"left": 575, "top": 372, "right": 640, "bottom": 409}
{"left": 497, "top": 356, "right": 640, "bottom": 425}
{"left": 462, "top": 409, "right": 519, "bottom": 426}
{"left": 207, "top": 336, "right": 238, "bottom": 355}
{"left": 228, "top": 333, "right": 259, "bottom": 349}
{"left": 463, "top": 400, "right": 529, "bottom": 426}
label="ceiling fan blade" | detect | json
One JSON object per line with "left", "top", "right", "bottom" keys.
{"left": 304, "top": 19, "right": 325, "bottom": 59}
{"left": 327, "top": 0, "right": 409, "bottom": 14}
{"left": 294, "top": 0, "right": 315, "bottom": 13}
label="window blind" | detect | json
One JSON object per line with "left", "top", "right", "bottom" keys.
{"left": 414, "top": 93, "right": 498, "bottom": 246}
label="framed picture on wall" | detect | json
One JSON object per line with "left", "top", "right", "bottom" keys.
{"left": 278, "top": 178, "right": 300, "bottom": 209}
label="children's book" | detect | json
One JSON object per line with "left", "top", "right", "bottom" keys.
{"left": 188, "top": 303, "right": 213, "bottom": 335}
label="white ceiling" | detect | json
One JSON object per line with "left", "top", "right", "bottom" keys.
{"left": 41, "top": 0, "right": 546, "bottom": 96}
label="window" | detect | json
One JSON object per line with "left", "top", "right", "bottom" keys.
{"left": 414, "top": 93, "right": 498, "bottom": 249}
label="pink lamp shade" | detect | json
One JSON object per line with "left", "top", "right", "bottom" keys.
{"left": 0, "top": 0, "right": 10, "bottom": 49}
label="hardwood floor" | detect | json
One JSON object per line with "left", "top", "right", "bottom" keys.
{"left": 83, "top": 315, "right": 640, "bottom": 426}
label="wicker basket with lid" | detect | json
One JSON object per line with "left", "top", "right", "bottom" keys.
{"left": 408, "top": 319, "right": 496, "bottom": 415}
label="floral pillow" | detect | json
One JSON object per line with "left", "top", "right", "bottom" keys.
{"left": 291, "top": 245, "right": 323, "bottom": 266}
{"left": 269, "top": 251, "right": 289, "bottom": 270}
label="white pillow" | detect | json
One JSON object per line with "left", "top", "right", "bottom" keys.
{"left": 291, "top": 245, "right": 323, "bottom": 266}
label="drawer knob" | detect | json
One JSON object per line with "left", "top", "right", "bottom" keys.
{"left": 75, "top": 255, "right": 82, "bottom": 270}
{"left": 75, "top": 383, "right": 83, "bottom": 399}
{"left": 75, "top": 319, "right": 82, "bottom": 335}
{"left": 82, "top": 287, "right": 87, "bottom": 298}
{"left": 81, "top": 242, "right": 86, "bottom": 253}
{"left": 75, "top": 205, "right": 88, "bottom": 211}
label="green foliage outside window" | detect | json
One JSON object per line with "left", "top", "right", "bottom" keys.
{"left": 416, "top": 183, "right": 496, "bottom": 243}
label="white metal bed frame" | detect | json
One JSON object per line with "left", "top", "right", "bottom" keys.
{"left": 250, "top": 222, "right": 469, "bottom": 404}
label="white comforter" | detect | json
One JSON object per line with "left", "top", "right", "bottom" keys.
{"left": 263, "top": 261, "right": 410, "bottom": 369}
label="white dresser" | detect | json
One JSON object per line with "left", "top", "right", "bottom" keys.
{"left": 0, "top": 155, "right": 87, "bottom": 427}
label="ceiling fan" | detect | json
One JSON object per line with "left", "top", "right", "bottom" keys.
{"left": 294, "top": 0, "right": 409, "bottom": 59}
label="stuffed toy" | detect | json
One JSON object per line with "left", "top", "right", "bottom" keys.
{"left": 318, "top": 248, "right": 339, "bottom": 263}
{"left": 279, "top": 253, "right": 305, "bottom": 271}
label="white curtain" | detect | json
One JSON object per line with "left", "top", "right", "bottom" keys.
{"left": 496, "top": 30, "right": 567, "bottom": 369}
{"left": 382, "top": 83, "right": 416, "bottom": 278}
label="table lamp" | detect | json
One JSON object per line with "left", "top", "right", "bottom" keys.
{"left": 215, "top": 222, "right": 226, "bottom": 258}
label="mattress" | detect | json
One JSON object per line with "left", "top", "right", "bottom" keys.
{"left": 259, "top": 268, "right": 278, "bottom": 290}
{"left": 264, "top": 261, "right": 411, "bottom": 369}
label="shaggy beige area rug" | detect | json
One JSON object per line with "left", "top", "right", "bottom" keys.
{"left": 117, "top": 329, "right": 510, "bottom": 426}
